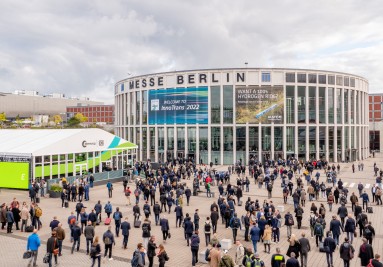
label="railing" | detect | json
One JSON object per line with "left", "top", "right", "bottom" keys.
{"left": 47, "top": 170, "right": 124, "bottom": 189}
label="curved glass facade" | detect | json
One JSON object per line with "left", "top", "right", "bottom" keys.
{"left": 115, "top": 68, "right": 369, "bottom": 163}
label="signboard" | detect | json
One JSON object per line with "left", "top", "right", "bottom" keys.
{"left": 148, "top": 87, "right": 208, "bottom": 124}
{"left": 235, "top": 86, "right": 284, "bottom": 123}
{"left": 0, "top": 162, "right": 29, "bottom": 189}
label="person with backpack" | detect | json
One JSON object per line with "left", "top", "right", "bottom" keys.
{"left": 94, "top": 200, "right": 102, "bottom": 223}
{"left": 363, "top": 221, "right": 375, "bottom": 245}
{"left": 295, "top": 205, "right": 304, "bottom": 229}
{"left": 344, "top": 214, "right": 356, "bottom": 245}
{"left": 46, "top": 230, "right": 59, "bottom": 267}
{"left": 267, "top": 182, "right": 273, "bottom": 199}
{"left": 113, "top": 207, "right": 122, "bottom": 237}
{"left": 204, "top": 217, "right": 212, "bottom": 246}
{"left": 153, "top": 202, "right": 161, "bottom": 226}
{"left": 90, "top": 236, "right": 101, "bottom": 267}
{"left": 125, "top": 186, "right": 132, "bottom": 206}
{"left": 323, "top": 231, "right": 336, "bottom": 267}
{"left": 358, "top": 238, "right": 374, "bottom": 267}
{"left": 230, "top": 213, "right": 242, "bottom": 243}
{"left": 106, "top": 181, "right": 113, "bottom": 198}
{"left": 219, "top": 249, "right": 235, "bottom": 267}
{"left": 340, "top": 237, "right": 354, "bottom": 267}
{"left": 131, "top": 243, "right": 145, "bottom": 267}
{"left": 284, "top": 211, "right": 294, "bottom": 239}
{"left": 157, "top": 244, "right": 169, "bottom": 267}
{"left": 34, "top": 204, "right": 42, "bottom": 230}
{"left": 190, "top": 230, "right": 200, "bottom": 266}
{"left": 104, "top": 201, "right": 112, "bottom": 219}
{"left": 103, "top": 226, "right": 115, "bottom": 260}
{"left": 142, "top": 218, "right": 151, "bottom": 250}
{"left": 369, "top": 254, "right": 383, "bottom": 267}
{"left": 313, "top": 219, "right": 324, "bottom": 247}
{"left": 337, "top": 203, "right": 348, "bottom": 229}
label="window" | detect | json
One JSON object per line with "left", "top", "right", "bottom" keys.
{"left": 336, "top": 76, "right": 343, "bottom": 86}
{"left": 318, "top": 87, "right": 326, "bottom": 123}
{"left": 318, "top": 75, "right": 326, "bottom": 84}
{"left": 344, "top": 77, "right": 350, "bottom": 87}
{"left": 211, "top": 127, "right": 221, "bottom": 164}
{"left": 286, "top": 127, "right": 295, "bottom": 153}
{"left": 187, "top": 127, "right": 196, "bottom": 152}
{"left": 309, "top": 87, "right": 316, "bottom": 123}
{"left": 167, "top": 128, "right": 174, "bottom": 150}
{"left": 308, "top": 74, "right": 317, "bottom": 83}
{"left": 286, "top": 86, "right": 295, "bottom": 124}
{"left": 328, "top": 88, "right": 334, "bottom": 123}
{"left": 223, "top": 85, "right": 233, "bottom": 123}
{"left": 286, "top": 73, "right": 295, "bottom": 83}
{"left": 177, "top": 127, "right": 185, "bottom": 150}
{"left": 211, "top": 86, "right": 221, "bottom": 124}
{"left": 298, "top": 86, "right": 306, "bottom": 123}
{"left": 262, "top": 72, "right": 271, "bottom": 82}
{"left": 249, "top": 127, "right": 259, "bottom": 152}
{"left": 297, "top": 73, "right": 306, "bottom": 83}
{"left": 199, "top": 127, "right": 208, "bottom": 164}
{"left": 350, "top": 78, "right": 355, "bottom": 87}
{"left": 223, "top": 127, "right": 233, "bottom": 164}
{"left": 328, "top": 75, "right": 335, "bottom": 85}
{"left": 262, "top": 127, "right": 271, "bottom": 151}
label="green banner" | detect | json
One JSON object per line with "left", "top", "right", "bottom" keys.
{"left": 0, "top": 162, "right": 29, "bottom": 189}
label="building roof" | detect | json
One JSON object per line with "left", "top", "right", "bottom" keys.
{"left": 0, "top": 129, "right": 136, "bottom": 156}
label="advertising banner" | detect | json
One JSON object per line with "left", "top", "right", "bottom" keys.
{"left": 148, "top": 87, "right": 208, "bottom": 124}
{"left": 235, "top": 86, "right": 284, "bottom": 124}
{"left": 0, "top": 162, "right": 29, "bottom": 189}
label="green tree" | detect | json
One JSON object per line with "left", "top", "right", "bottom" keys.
{"left": 67, "top": 116, "right": 81, "bottom": 127}
{"left": 52, "top": 114, "right": 63, "bottom": 125}
{"left": 74, "top": 113, "right": 88, "bottom": 123}
{"left": 0, "top": 112, "right": 6, "bottom": 128}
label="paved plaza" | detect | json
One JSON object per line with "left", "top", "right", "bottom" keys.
{"left": 1, "top": 155, "right": 383, "bottom": 267}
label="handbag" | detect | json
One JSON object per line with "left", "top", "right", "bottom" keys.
{"left": 43, "top": 253, "right": 50, "bottom": 263}
{"left": 53, "top": 238, "right": 59, "bottom": 255}
{"left": 23, "top": 251, "right": 32, "bottom": 259}
{"left": 168, "top": 232, "right": 171, "bottom": 239}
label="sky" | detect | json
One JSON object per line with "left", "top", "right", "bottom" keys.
{"left": 0, "top": 0, "right": 382, "bottom": 104}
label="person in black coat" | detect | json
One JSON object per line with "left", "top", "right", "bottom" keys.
{"left": 147, "top": 236, "right": 157, "bottom": 267}
{"left": 358, "top": 238, "right": 374, "bottom": 266}
{"left": 174, "top": 204, "right": 183, "bottom": 227}
{"left": 329, "top": 215, "right": 344, "bottom": 245}
{"left": 183, "top": 215, "right": 194, "bottom": 246}
{"left": 160, "top": 215, "right": 170, "bottom": 241}
{"left": 286, "top": 252, "right": 300, "bottom": 267}
{"left": 185, "top": 187, "right": 192, "bottom": 206}
{"left": 323, "top": 232, "right": 336, "bottom": 267}
{"left": 120, "top": 217, "right": 131, "bottom": 249}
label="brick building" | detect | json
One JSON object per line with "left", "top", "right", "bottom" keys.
{"left": 369, "top": 93, "right": 383, "bottom": 151}
{"left": 67, "top": 105, "right": 114, "bottom": 124}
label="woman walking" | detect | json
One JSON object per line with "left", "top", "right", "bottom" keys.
{"left": 90, "top": 236, "right": 101, "bottom": 267}
{"left": 262, "top": 225, "right": 272, "bottom": 253}
{"left": 157, "top": 244, "right": 169, "bottom": 267}
{"left": 147, "top": 235, "right": 157, "bottom": 267}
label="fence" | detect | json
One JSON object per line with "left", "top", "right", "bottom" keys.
{"left": 47, "top": 170, "right": 124, "bottom": 189}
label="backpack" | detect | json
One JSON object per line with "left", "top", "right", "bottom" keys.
{"left": 204, "top": 223, "right": 211, "bottom": 232}
{"left": 288, "top": 215, "right": 294, "bottom": 225}
{"left": 134, "top": 190, "right": 139, "bottom": 197}
{"left": 245, "top": 254, "right": 254, "bottom": 267}
{"left": 310, "top": 216, "right": 316, "bottom": 226}
{"left": 90, "top": 245, "right": 98, "bottom": 257}
{"left": 267, "top": 183, "right": 273, "bottom": 191}
{"left": 142, "top": 224, "right": 149, "bottom": 234}
{"left": 35, "top": 207, "right": 42, "bottom": 217}
{"left": 104, "top": 236, "right": 112, "bottom": 245}
{"left": 232, "top": 218, "right": 240, "bottom": 228}
{"left": 70, "top": 217, "right": 76, "bottom": 225}
{"left": 205, "top": 248, "right": 211, "bottom": 262}
{"left": 364, "top": 227, "right": 372, "bottom": 237}
{"left": 314, "top": 224, "right": 322, "bottom": 235}
{"left": 105, "top": 204, "right": 112, "bottom": 213}
{"left": 76, "top": 203, "right": 82, "bottom": 212}
{"left": 114, "top": 212, "right": 121, "bottom": 221}
{"left": 367, "top": 259, "right": 374, "bottom": 267}
{"left": 296, "top": 208, "right": 303, "bottom": 217}
{"left": 254, "top": 259, "right": 263, "bottom": 267}
{"left": 131, "top": 251, "right": 140, "bottom": 267}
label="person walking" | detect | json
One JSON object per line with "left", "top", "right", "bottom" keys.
{"left": 142, "top": 218, "right": 152, "bottom": 250}
{"left": 90, "top": 236, "right": 101, "bottom": 267}
{"left": 147, "top": 236, "right": 157, "bottom": 267}
{"left": 153, "top": 202, "right": 161, "bottom": 226}
{"left": 271, "top": 247, "right": 286, "bottom": 267}
{"left": 71, "top": 221, "right": 82, "bottom": 254}
{"left": 53, "top": 223, "right": 65, "bottom": 256}
{"left": 104, "top": 201, "right": 113, "bottom": 219}
{"left": 125, "top": 186, "right": 132, "bottom": 206}
{"left": 370, "top": 254, "right": 383, "bottom": 267}
{"left": 121, "top": 217, "right": 131, "bottom": 249}
{"left": 298, "top": 232, "right": 310, "bottom": 267}
{"left": 174, "top": 204, "right": 183, "bottom": 228}
{"left": 46, "top": 231, "right": 59, "bottom": 267}
{"left": 27, "top": 229, "right": 41, "bottom": 267}
{"left": 235, "top": 241, "right": 245, "bottom": 266}
{"left": 344, "top": 214, "right": 356, "bottom": 244}
{"left": 106, "top": 181, "right": 113, "bottom": 198}
{"left": 337, "top": 203, "right": 348, "bottom": 228}
{"left": 157, "top": 244, "right": 169, "bottom": 267}
{"left": 229, "top": 213, "right": 242, "bottom": 243}
{"left": 112, "top": 207, "right": 122, "bottom": 237}
{"left": 103, "top": 226, "right": 115, "bottom": 260}
{"left": 160, "top": 215, "right": 170, "bottom": 242}
{"left": 6, "top": 207, "right": 14, "bottom": 233}
{"left": 340, "top": 237, "right": 355, "bottom": 267}
{"left": 184, "top": 214, "right": 195, "bottom": 246}
{"left": 361, "top": 190, "right": 370, "bottom": 212}
{"left": 329, "top": 215, "right": 343, "bottom": 246}
{"left": 284, "top": 211, "right": 294, "bottom": 239}
{"left": 204, "top": 217, "right": 212, "bottom": 246}
{"left": 314, "top": 219, "right": 324, "bottom": 247}
{"left": 286, "top": 252, "right": 300, "bottom": 267}
{"left": 295, "top": 205, "right": 304, "bottom": 229}
{"left": 84, "top": 221, "right": 95, "bottom": 255}
{"left": 358, "top": 238, "right": 374, "bottom": 267}
{"left": 323, "top": 231, "right": 336, "bottom": 267}
{"left": 250, "top": 222, "right": 261, "bottom": 253}
{"left": 190, "top": 230, "right": 200, "bottom": 266}
{"left": 262, "top": 225, "right": 272, "bottom": 254}
{"left": 286, "top": 234, "right": 301, "bottom": 259}
{"left": 219, "top": 250, "right": 235, "bottom": 267}
{"left": 210, "top": 208, "right": 219, "bottom": 234}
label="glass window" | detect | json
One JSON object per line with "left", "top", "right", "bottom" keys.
{"left": 318, "top": 75, "right": 326, "bottom": 84}
{"left": 249, "top": 127, "right": 259, "bottom": 152}
{"left": 142, "top": 91, "right": 147, "bottom": 124}
{"left": 262, "top": 72, "right": 271, "bottom": 82}
{"left": 177, "top": 127, "right": 185, "bottom": 150}
{"left": 328, "top": 75, "right": 335, "bottom": 85}
{"left": 336, "top": 89, "right": 342, "bottom": 123}
{"left": 129, "top": 92, "right": 134, "bottom": 124}
{"left": 329, "top": 127, "right": 334, "bottom": 161}
{"left": 350, "top": 90, "right": 355, "bottom": 124}
{"left": 298, "top": 127, "right": 306, "bottom": 160}
{"left": 286, "top": 127, "right": 295, "bottom": 153}
{"left": 262, "top": 127, "right": 271, "bottom": 151}
{"left": 318, "top": 87, "right": 326, "bottom": 123}
{"left": 149, "top": 127, "right": 155, "bottom": 161}
{"left": 158, "top": 127, "right": 164, "bottom": 151}
{"left": 167, "top": 128, "right": 174, "bottom": 150}
{"left": 297, "top": 73, "right": 306, "bottom": 83}
{"left": 344, "top": 76, "right": 350, "bottom": 87}
{"left": 319, "top": 126, "right": 326, "bottom": 159}
{"left": 350, "top": 78, "right": 355, "bottom": 87}
{"left": 211, "top": 127, "right": 221, "bottom": 164}
{"left": 187, "top": 127, "right": 196, "bottom": 153}
{"left": 286, "top": 73, "right": 295, "bottom": 83}
{"left": 286, "top": 86, "right": 295, "bottom": 124}
{"left": 336, "top": 76, "right": 343, "bottom": 86}
{"left": 356, "top": 91, "right": 359, "bottom": 124}
{"left": 142, "top": 127, "right": 147, "bottom": 160}
{"left": 223, "top": 127, "right": 233, "bottom": 164}
{"left": 236, "top": 127, "right": 246, "bottom": 164}
{"left": 309, "top": 126, "right": 316, "bottom": 159}
{"left": 298, "top": 86, "right": 306, "bottom": 123}
{"left": 309, "top": 86, "right": 316, "bottom": 123}
{"left": 328, "top": 88, "right": 334, "bottom": 123}
{"left": 344, "top": 89, "right": 349, "bottom": 123}
{"left": 274, "top": 127, "right": 283, "bottom": 151}
{"left": 211, "top": 86, "right": 221, "bottom": 124}
{"left": 308, "top": 74, "right": 317, "bottom": 83}
{"left": 199, "top": 127, "right": 208, "bottom": 164}
{"left": 223, "top": 85, "right": 233, "bottom": 123}
{"left": 337, "top": 127, "right": 342, "bottom": 161}
{"left": 136, "top": 128, "right": 141, "bottom": 160}
{"left": 136, "top": 91, "right": 141, "bottom": 124}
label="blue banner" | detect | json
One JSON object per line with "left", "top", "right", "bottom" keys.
{"left": 148, "top": 87, "right": 208, "bottom": 124}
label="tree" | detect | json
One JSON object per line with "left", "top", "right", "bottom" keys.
{"left": 0, "top": 112, "right": 6, "bottom": 128}
{"left": 67, "top": 116, "right": 81, "bottom": 127}
{"left": 74, "top": 113, "right": 88, "bottom": 123}
{"left": 52, "top": 114, "right": 63, "bottom": 125}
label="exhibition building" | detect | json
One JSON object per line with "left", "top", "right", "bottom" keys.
{"left": 114, "top": 68, "right": 369, "bottom": 164}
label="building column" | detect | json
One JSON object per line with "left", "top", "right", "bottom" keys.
{"left": 258, "top": 125, "right": 262, "bottom": 163}
{"left": 245, "top": 124, "right": 249, "bottom": 164}
{"left": 333, "top": 127, "right": 337, "bottom": 163}
{"left": 283, "top": 125, "right": 287, "bottom": 161}
{"left": 271, "top": 124, "right": 275, "bottom": 160}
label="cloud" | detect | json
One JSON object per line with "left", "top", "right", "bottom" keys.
{"left": 0, "top": 0, "right": 382, "bottom": 104}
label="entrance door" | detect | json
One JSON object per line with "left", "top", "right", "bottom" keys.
{"left": 177, "top": 151, "right": 184, "bottom": 159}
{"left": 75, "top": 163, "right": 87, "bottom": 176}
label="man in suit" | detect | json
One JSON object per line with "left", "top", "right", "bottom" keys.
{"left": 160, "top": 215, "right": 170, "bottom": 241}
{"left": 298, "top": 232, "right": 311, "bottom": 267}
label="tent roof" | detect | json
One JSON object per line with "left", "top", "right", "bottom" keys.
{"left": 0, "top": 129, "right": 137, "bottom": 156}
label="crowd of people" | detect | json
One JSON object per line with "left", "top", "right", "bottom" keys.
{"left": 1, "top": 157, "right": 382, "bottom": 267}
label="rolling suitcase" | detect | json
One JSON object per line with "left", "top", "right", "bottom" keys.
{"left": 35, "top": 197, "right": 40, "bottom": 204}
{"left": 64, "top": 201, "right": 69, "bottom": 208}
{"left": 319, "top": 242, "right": 326, "bottom": 252}
{"left": 104, "top": 217, "right": 111, "bottom": 225}
{"left": 25, "top": 225, "right": 34, "bottom": 232}
{"left": 238, "top": 200, "right": 243, "bottom": 206}
{"left": 134, "top": 220, "right": 141, "bottom": 228}
{"left": 367, "top": 207, "right": 373, "bottom": 213}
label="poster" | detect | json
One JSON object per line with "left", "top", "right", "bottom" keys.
{"left": 148, "top": 87, "right": 208, "bottom": 124}
{"left": 0, "top": 162, "right": 29, "bottom": 189}
{"left": 236, "top": 85, "right": 284, "bottom": 123}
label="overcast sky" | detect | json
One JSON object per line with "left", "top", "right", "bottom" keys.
{"left": 0, "top": 0, "right": 382, "bottom": 103}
